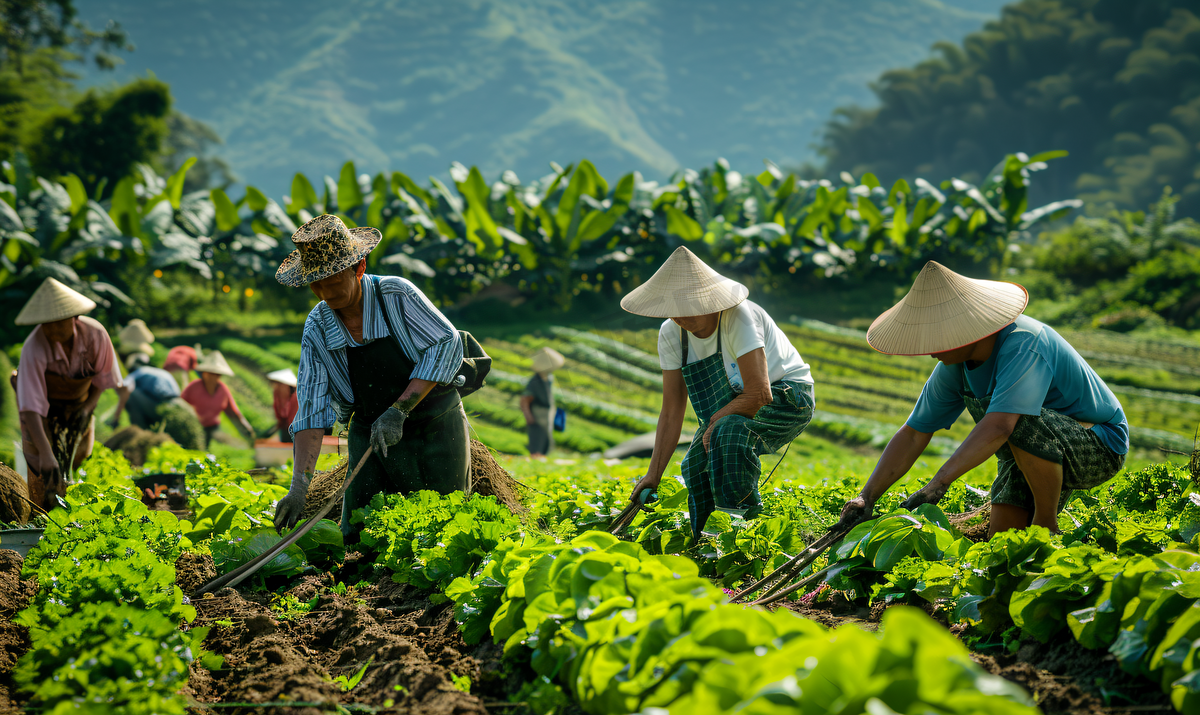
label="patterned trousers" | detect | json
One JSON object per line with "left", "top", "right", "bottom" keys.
{"left": 682, "top": 381, "right": 814, "bottom": 537}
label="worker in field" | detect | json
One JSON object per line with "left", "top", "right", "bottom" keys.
{"left": 109, "top": 352, "right": 184, "bottom": 430}
{"left": 181, "top": 350, "right": 255, "bottom": 448}
{"left": 623, "top": 247, "right": 816, "bottom": 539}
{"left": 837, "top": 261, "right": 1128, "bottom": 537}
{"left": 266, "top": 368, "right": 299, "bottom": 443}
{"left": 271, "top": 214, "right": 470, "bottom": 541}
{"left": 163, "top": 344, "right": 200, "bottom": 392}
{"left": 117, "top": 319, "right": 156, "bottom": 359}
{"left": 521, "top": 347, "right": 564, "bottom": 457}
{"left": 12, "top": 278, "right": 127, "bottom": 509}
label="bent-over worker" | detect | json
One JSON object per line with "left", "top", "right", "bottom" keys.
{"left": 271, "top": 215, "right": 469, "bottom": 541}
{"left": 521, "top": 347, "right": 564, "bottom": 457}
{"left": 181, "top": 350, "right": 254, "bottom": 448}
{"left": 838, "top": 261, "right": 1128, "bottom": 537}
{"left": 624, "top": 247, "right": 815, "bottom": 538}
{"left": 111, "top": 351, "right": 183, "bottom": 429}
{"left": 266, "top": 368, "right": 299, "bottom": 443}
{"left": 163, "top": 344, "right": 199, "bottom": 392}
{"left": 13, "top": 278, "right": 126, "bottom": 509}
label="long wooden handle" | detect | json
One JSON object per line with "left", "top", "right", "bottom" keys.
{"left": 191, "top": 446, "right": 375, "bottom": 596}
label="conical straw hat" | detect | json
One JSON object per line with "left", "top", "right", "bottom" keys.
{"left": 14, "top": 277, "right": 96, "bottom": 325}
{"left": 195, "top": 350, "right": 235, "bottom": 377}
{"left": 127, "top": 342, "right": 155, "bottom": 357}
{"left": 620, "top": 247, "right": 748, "bottom": 318}
{"left": 118, "top": 319, "right": 155, "bottom": 348}
{"left": 866, "top": 261, "right": 1028, "bottom": 356}
{"left": 531, "top": 347, "right": 565, "bottom": 373}
{"left": 266, "top": 368, "right": 298, "bottom": 387}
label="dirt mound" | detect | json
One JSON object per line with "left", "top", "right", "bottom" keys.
{"left": 175, "top": 551, "right": 218, "bottom": 594}
{"left": 949, "top": 503, "right": 991, "bottom": 543}
{"left": 0, "top": 465, "right": 30, "bottom": 525}
{"left": 302, "top": 459, "right": 347, "bottom": 522}
{"left": 468, "top": 439, "right": 526, "bottom": 514}
{"left": 0, "top": 549, "right": 35, "bottom": 715}
{"left": 190, "top": 580, "right": 490, "bottom": 715}
{"left": 972, "top": 654, "right": 1103, "bottom": 715}
{"left": 103, "top": 425, "right": 173, "bottom": 467}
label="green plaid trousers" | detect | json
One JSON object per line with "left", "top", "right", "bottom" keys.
{"left": 681, "top": 380, "right": 815, "bottom": 537}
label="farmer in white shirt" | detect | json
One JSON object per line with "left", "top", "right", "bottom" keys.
{"left": 625, "top": 247, "right": 815, "bottom": 538}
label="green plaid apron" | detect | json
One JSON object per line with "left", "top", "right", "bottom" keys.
{"left": 678, "top": 319, "right": 814, "bottom": 538}
{"left": 960, "top": 367, "right": 1123, "bottom": 513}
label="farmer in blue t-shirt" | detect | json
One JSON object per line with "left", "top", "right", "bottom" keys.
{"left": 110, "top": 353, "right": 185, "bottom": 430}
{"left": 838, "top": 262, "right": 1128, "bottom": 537}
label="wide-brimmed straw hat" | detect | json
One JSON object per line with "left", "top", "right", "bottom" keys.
{"left": 866, "top": 261, "right": 1029, "bottom": 356}
{"left": 531, "top": 347, "right": 565, "bottom": 373}
{"left": 195, "top": 350, "right": 235, "bottom": 377}
{"left": 266, "top": 368, "right": 298, "bottom": 387}
{"left": 14, "top": 277, "right": 96, "bottom": 325}
{"left": 118, "top": 319, "right": 155, "bottom": 349}
{"left": 620, "top": 246, "right": 748, "bottom": 318}
{"left": 275, "top": 214, "right": 382, "bottom": 287}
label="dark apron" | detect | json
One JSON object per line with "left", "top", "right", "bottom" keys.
{"left": 22, "top": 371, "right": 94, "bottom": 510}
{"left": 341, "top": 319, "right": 469, "bottom": 541}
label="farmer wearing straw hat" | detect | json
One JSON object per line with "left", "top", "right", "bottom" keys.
{"left": 622, "top": 247, "right": 815, "bottom": 539}
{"left": 163, "top": 344, "right": 200, "bottom": 392}
{"left": 12, "top": 277, "right": 126, "bottom": 509}
{"left": 521, "top": 347, "right": 565, "bottom": 457}
{"left": 110, "top": 352, "right": 184, "bottom": 430}
{"left": 266, "top": 368, "right": 299, "bottom": 443}
{"left": 838, "top": 261, "right": 1129, "bottom": 537}
{"left": 271, "top": 214, "right": 469, "bottom": 541}
{"left": 181, "top": 350, "right": 255, "bottom": 448}
{"left": 117, "top": 319, "right": 155, "bottom": 357}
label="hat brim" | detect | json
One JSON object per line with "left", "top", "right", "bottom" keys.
{"left": 620, "top": 277, "right": 748, "bottom": 318}
{"left": 274, "top": 227, "right": 383, "bottom": 288}
{"left": 866, "top": 281, "right": 1029, "bottom": 356}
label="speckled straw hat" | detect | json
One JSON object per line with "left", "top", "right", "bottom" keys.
{"left": 620, "top": 246, "right": 748, "bottom": 318}
{"left": 275, "top": 214, "right": 382, "bottom": 287}
{"left": 866, "top": 261, "right": 1028, "bottom": 356}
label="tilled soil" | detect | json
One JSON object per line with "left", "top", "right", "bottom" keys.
{"left": 185, "top": 572, "right": 517, "bottom": 715}
{"left": 0, "top": 550, "right": 35, "bottom": 715}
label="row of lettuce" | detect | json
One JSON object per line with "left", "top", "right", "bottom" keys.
{"left": 17, "top": 438, "right": 1200, "bottom": 713}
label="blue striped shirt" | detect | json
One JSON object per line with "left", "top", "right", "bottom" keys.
{"left": 292, "top": 275, "right": 462, "bottom": 435}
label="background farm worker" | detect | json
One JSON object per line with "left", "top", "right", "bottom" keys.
{"left": 12, "top": 277, "right": 125, "bottom": 509}
{"left": 266, "top": 368, "right": 299, "bottom": 443}
{"left": 109, "top": 351, "right": 183, "bottom": 430}
{"left": 521, "top": 347, "right": 564, "bottom": 457}
{"left": 117, "top": 319, "right": 156, "bottom": 357}
{"left": 163, "top": 344, "right": 200, "bottom": 391}
{"left": 270, "top": 215, "right": 468, "bottom": 541}
{"left": 623, "top": 247, "right": 815, "bottom": 539}
{"left": 837, "top": 261, "right": 1128, "bottom": 537}
{"left": 181, "top": 350, "right": 254, "bottom": 448}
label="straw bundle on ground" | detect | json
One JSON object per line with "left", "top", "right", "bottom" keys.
{"left": 0, "top": 464, "right": 30, "bottom": 525}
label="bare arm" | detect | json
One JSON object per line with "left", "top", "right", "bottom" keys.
{"left": 519, "top": 395, "right": 535, "bottom": 424}
{"left": 629, "top": 368, "right": 688, "bottom": 499}
{"left": 837, "top": 424, "right": 933, "bottom": 525}
{"left": 20, "top": 411, "right": 55, "bottom": 474}
{"left": 702, "top": 348, "right": 772, "bottom": 451}
{"left": 906, "top": 412, "right": 1018, "bottom": 504}
{"left": 290, "top": 427, "right": 324, "bottom": 486}
{"left": 110, "top": 383, "right": 132, "bottom": 426}
{"left": 394, "top": 378, "right": 436, "bottom": 413}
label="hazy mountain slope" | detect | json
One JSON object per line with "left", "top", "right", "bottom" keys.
{"left": 76, "top": 0, "right": 1005, "bottom": 191}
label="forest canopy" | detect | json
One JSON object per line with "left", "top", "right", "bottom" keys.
{"left": 820, "top": 0, "right": 1200, "bottom": 217}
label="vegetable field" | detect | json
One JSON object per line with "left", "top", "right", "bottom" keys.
{"left": 3, "top": 323, "right": 1200, "bottom": 714}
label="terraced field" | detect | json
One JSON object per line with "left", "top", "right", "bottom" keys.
{"left": 74, "top": 317, "right": 1198, "bottom": 469}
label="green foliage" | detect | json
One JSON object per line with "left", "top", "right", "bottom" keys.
{"left": 157, "top": 400, "right": 205, "bottom": 450}
{"left": 27, "top": 78, "right": 172, "bottom": 199}
{"left": 180, "top": 453, "right": 286, "bottom": 542}
{"left": 825, "top": 505, "right": 959, "bottom": 599}
{"left": 13, "top": 603, "right": 196, "bottom": 715}
{"left": 822, "top": 1, "right": 1200, "bottom": 217}
{"left": 359, "top": 490, "right": 523, "bottom": 601}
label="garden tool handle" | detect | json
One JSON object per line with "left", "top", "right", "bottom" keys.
{"left": 192, "top": 446, "right": 375, "bottom": 596}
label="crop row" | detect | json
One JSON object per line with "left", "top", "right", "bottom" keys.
{"left": 13, "top": 446, "right": 213, "bottom": 714}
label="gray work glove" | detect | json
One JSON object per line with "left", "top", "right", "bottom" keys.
{"left": 370, "top": 407, "right": 408, "bottom": 458}
{"left": 274, "top": 471, "right": 311, "bottom": 532}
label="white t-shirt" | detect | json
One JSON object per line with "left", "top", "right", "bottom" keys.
{"left": 657, "top": 300, "right": 812, "bottom": 391}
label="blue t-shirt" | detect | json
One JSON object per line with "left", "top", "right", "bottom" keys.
{"left": 906, "top": 316, "right": 1129, "bottom": 455}
{"left": 128, "top": 366, "right": 181, "bottom": 402}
